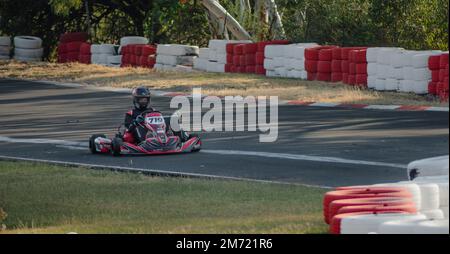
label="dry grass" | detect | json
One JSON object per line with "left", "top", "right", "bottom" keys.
{"left": 0, "top": 60, "right": 447, "bottom": 107}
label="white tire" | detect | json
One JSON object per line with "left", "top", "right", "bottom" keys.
{"left": 412, "top": 80, "right": 429, "bottom": 94}
{"left": 402, "top": 66, "right": 414, "bottom": 80}
{"left": 411, "top": 51, "right": 443, "bottom": 68}
{"left": 398, "top": 80, "right": 414, "bottom": 93}
{"left": 442, "top": 207, "right": 449, "bottom": 219}
{"left": 13, "top": 56, "right": 41, "bottom": 62}
{"left": 275, "top": 67, "right": 288, "bottom": 77}
{"left": 98, "top": 44, "right": 116, "bottom": 55}
{"left": 340, "top": 213, "right": 427, "bottom": 234}
{"left": 375, "top": 182, "right": 422, "bottom": 210}
{"left": 193, "top": 58, "right": 209, "bottom": 71}
{"left": 208, "top": 50, "right": 217, "bottom": 62}
{"left": 120, "top": 36, "right": 148, "bottom": 46}
{"left": 91, "top": 54, "right": 109, "bottom": 65}
{"left": 0, "top": 46, "right": 11, "bottom": 55}
{"left": 264, "top": 58, "right": 275, "bottom": 70}
{"left": 156, "top": 44, "right": 199, "bottom": 56}
{"left": 273, "top": 57, "right": 284, "bottom": 68}
{"left": 408, "top": 156, "right": 449, "bottom": 180}
{"left": 265, "top": 45, "right": 285, "bottom": 58}
{"left": 289, "top": 46, "right": 306, "bottom": 60}
{"left": 398, "top": 50, "right": 421, "bottom": 67}
{"left": 367, "top": 63, "right": 378, "bottom": 76}
{"left": 377, "top": 48, "right": 402, "bottom": 65}
{"left": 385, "top": 79, "right": 400, "bottom": 91}
{"left": 375, "top": 79, "right": 386, "bottom": 91}
{"left": 107, "top": 55, "right": 122, "bottom": 65}
{"left": 419, "top": 184, "right": 440, "bottom": 210}
{"left": 413, "top": 219, "right": 449, "bottom": 234}
{"left": 438, "top": 182, "right": 449, "bottom": 207}
{"left": 156, "top": 55, "right": 195, "bottom": 66}
{"left": 411, "top": 68, "right": 431, "bottom": 81}
{"left": 376, "top": 65, "right": 389, "bottom": 79}
{"left": 206, "top": 62, "right": 225, "bottom": 73}
{"left": 13, "top": 36, "right": 42, "bottom": 49}
{"left": 367, "top": 76, "right": 377, "bottom": 89}
{"left": 14, "top": 47, "right": 43, "bottom": 58}
{"left": 289, "top": 58, "right": 305, "bottom": 70}
{"left": 0, "top": 36, "right": 11, "bottom": 47}
{"left": 199, "top": 48, "right": 210, "bottom": 59}
{"left": 266, "top": 70, "right": 278, "bottom": 77}
{"left": 216, "top": 53, "right": 227, "bottom": 64}
{"left": 389, "top": 49, "right": 406, "bottom": 68}
{"left": 366, "top": 48, "right": 383, "bottom": 63}
{"left": 419, "top": 209, "right": 445, "bottom": 220}
{"left": 378, "top": 219, "right": 428, "bottom": 234}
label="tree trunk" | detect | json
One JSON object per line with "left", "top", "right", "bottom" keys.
{"left": 201, "top": 0, "right": 252, "bottom": 40}
{"left": 265, "top": 0, "right": 286, "bottom": 39}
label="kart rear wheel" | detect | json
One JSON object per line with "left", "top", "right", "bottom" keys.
{"left": 190, "top": 134, "right": 201, "bottom": 153}
{"left": 89, "top": 134, "right": 106, "bottom": 154}
{"left": 111, "top": 137, "right": 123, "bottom": 157}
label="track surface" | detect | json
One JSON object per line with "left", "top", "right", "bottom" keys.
{"left": 0, "top": 79, "right": 448, "bottom": 187}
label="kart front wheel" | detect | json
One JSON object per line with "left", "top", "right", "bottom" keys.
{"left": 89, "top": 134, "right": 106, "bottom": 154}
{"left": 111, "top": 137, "right": 123, "bottom": 157}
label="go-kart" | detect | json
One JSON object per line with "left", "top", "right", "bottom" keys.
{"left": 89, "top": 111, "right": 201, "bottom": 156}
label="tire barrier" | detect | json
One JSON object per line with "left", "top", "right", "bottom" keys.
{"left": 428, "top": 53, "right": 449, "bottom": 102}
{"left": 91, "top": 44, "right": 118, "bottom": 66}
{"left": 0, "top": 36, "right": 11, "bottom": 60}
{"left": 305, "top": 46, "right": 338, "bottom": 82}
{"left": 324, "top": 172, "right": 449, "bottom": 234}
{"left": 57, "top": 32, "right": 88, "bottom": 63}
{"left": 264, "top": 43, "right": 317, "bottom": 78}
{"left": 155, "top": 44, "right": 198, "bottom": 71}
{"left": 13, "top": 36, "right": 43, "bottom": 62}
{"left": 121, "top": 44, "right": 156, "bottom": 69}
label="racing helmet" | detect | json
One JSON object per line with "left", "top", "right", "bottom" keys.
{"left": 132, "top": 87, "right": 151, "bottom": 110}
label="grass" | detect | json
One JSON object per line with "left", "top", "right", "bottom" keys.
{"left": 0, "top": 60, "right": 447, "bottom": 107}
{"left": 0, "top": 161, "right": 328, "bottom": 234}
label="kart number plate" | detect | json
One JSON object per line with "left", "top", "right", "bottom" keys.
{"left": 146, "top": 116, "right": 164, "bottom": 125}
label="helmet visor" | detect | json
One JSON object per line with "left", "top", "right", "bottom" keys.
{"left": 137, "top": 97, "right": 150, "bottom": 108}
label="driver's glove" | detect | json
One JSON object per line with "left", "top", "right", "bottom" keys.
{"left": 134, "top": 115, "right": 145, "bottom": 125}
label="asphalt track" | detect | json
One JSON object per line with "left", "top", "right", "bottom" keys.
{"left": 0, "top": 79, "right": 448, "bottom": 187}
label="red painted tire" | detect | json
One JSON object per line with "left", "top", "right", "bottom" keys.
{"left": 226, "top": 43, "right": 238, "bottom": 54}
{"left": 245, "top": 54, "right": 256, "bottom": 66}
{"left": 58, "top": 53, "right": 67, "bottom": 63}
{"left": 332, "top": 60, "right": 342, "bottom": 73}
{"left": 332, "top": 48, "right": 342, "bottom": 60}
{"left": 432, "top": 70, "right": 440, "bottom": 82}
{"left": 135, "top": 45, "right": 145, "bottom": 56}
{"left": 58, "top": 43, "right": 68, "bottom": 54}
{"left": 233, "top": 55, "right": 240, "bottom": 66}
{"left": 269, "top": 40, "right": 290, "bottom": 45}
{"left": 305, "top": 60, "right": 318, "bottom": 72}
{"left": 256, "top": 52, "right": 265, "bottom": 65}
{"left": 440, "top": 53, "right": 449, "bottom": 69}
{"left": 355, "top": 74, "right": 368, "bottom": 85}
{"left": 78, "top": 54, "right": 91, "bottom": 64}
{"left": 349, "top": 63, "right": 356, "bottom": 75}
{"left": 238, "top": 66, "right": 246, "bottom": 73}
{"left": 323, "top": 188, "right": 413, "bottom": 215}
{"left": 440, "top": 69, "right": 447, "bottom": 82}
{"left": 225, "top": 64, "right": 233, "bottom": 73}
{"left": 318, "top": 61, "right": 332, "bottom": 73}
{"left": 141, "top": 45, "right": 156, "bottom": 56}
{"left": 355, "top": 63, "right": 368, "bottom": 74}
{"left": 307, "top": 72, "right": 317, "bottom": 81}
{"left": 246, "top": 65, "right": 256, "bottom": 73}
{"left": 428, "top": 82, "right": 438, "bottom": 95}
{"left": 305, "top": 48, "right": 319, "bottom": 61}
{"left": 328, "top": 197, "right": 412, "bottom": 224}
{"left": 59, "top": 32, "right": 88, "bottom": 43}
{"left": 230, "top": 65, "right": 237, "bottom": 73}
{"left": 317, "top": 72, "right": 331, "bottom": 82}
{"left": 240, "top": 55, "right": 246, "bottom": 66}
{"left": 353, "top": 49, "right": 367, "bottom": 63}
{"left": 257, "top": 42, "right": 270, "bottom": 52}
{"left": 130, "top": 55, "right": 137, "bottom": 66}
{"left": 347, "top": 75, "right": 356, "bottom": 85}
{"left": 341, "top": 60, "right": 349, "bottom": 73}
{"left": 66, "top": 52, "right": 79, "bottom": 62}
{"left": 318, "top": 49, "right": 333, "bottom": 61}
{"left": 428, "top": 55, "right": 441, "bottom": 70}
{"left": 255, "top": 65, "right": 266, "bottom": 75}
{"left": 227, "top": 54, "right": 234, "bottom": 64}
{"left": 342, "top": 73, "right": 349, "bottom": 84}
{"left": 244, "top": 43, "right": 257, "bottom": 54}
{"left": 79, "top": 43, "right": 91, "bottom": 55}
{"left": 234, "top": 44, "right": 245, "bottom": 55}
{"left": 331, "top": 72, "right": 343, "bottom": 83}
{"left": 67, "top": 41, "right": 82, "bottom": 52}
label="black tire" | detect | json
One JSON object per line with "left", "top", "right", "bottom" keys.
{"left": 191, "top": 135, "right": 201, "bottom": 153}
{"left": 89, "top": 134, "right": 106, "bottom": 154}
{"left": 111, "top": 137, "right": 123, "bottom": 157}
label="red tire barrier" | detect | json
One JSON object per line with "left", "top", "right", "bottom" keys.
{"left": 318, "top": 61, "right": 332, "bottom": 73}
{"left": 428, "top": 82, "right": 438, "bottom": 95}
{"left": 355, "top": 74, "right": 368, "bottom": 86}
{"left": 233, "top": 55, "right": 240, "bottom": 66}
{"left": 342, "top": 73, "right": 349, "bottom": 84}
{"left": 305, "top": 48, "right": 319, "bottom": 60}
{"left": 58, "top": 43, "right": 68, "bottom": 54}
{"left": 331, "top": 72, "right": 343, "bottom": 83}
{"left": 244, "top": 43, "right": 257, "bottom": 54}
{"left": 317, "top": 72, "right": 331, "bottom": 82}
{"left": 318, "top": 49, "right": 333, "bottom": 61}
{"left": 130, "top": 55, "right": 137, "bottom": 66}
{"left": 240, "top": 55, "right": 246, "bottom": 66}
{"left": 341, "top": 60, "right": 349, "bottom": 73}
{"left": 227, "top": 55, "right": 234, "bottom": 64}
{"left": 305, "top": 61, "right": 318, "bottom": 73}
{"left": 332, "top": 48, "right": 342, "bottom": 60}
{"left": 141, "top": 45, "right": 156, "bottom": 56}
{"left": 352, "top": 49, "right": 367, "bottom": 63}
{"left": 349, "top": 63, "right": 356, "bottom": 75}
{"left": 440, "top": 53, "right": 449, "bottom": 69}
{"left": 225, "top": 64, "right": 233, "bottom": 73}
{"left": 328, "top": 197, "right": 412, "bottom": 224}
{"left": 234, "top": 44, "right": 245, "bottom": 55}
{"left": 323, "top": 187, "right": 412, "bottom": 224}
{"left": 256, "top": 52, "right": 265, "bottom": 65}
{"left": 66, "top": 52, "right": 79, "bottom": 62}
{"left": 67, "top": 41, "right": 83, "bottom": 52}
{"left": 226, "top": 43, "right": 237, "bottom": 54}
{"left": 429, "top": 55, "right": 441, "bottom": 70}
{"left": 432, "top": 70, "right": 440, "bottom": 82}
{"left": 79, "top": 43, "right": 91, "bottom": 55}
{"left": 307, "top": 72, "right": 317, "bottom": 81}
{"left": 78, "top": 54, "right": 91, "bottom": 64}
{"left": 256, "top": 65, "right": 266, "bottom": 75}
{"left": 59, "top": 32, "right": 88, "bottom": 43}
{"left": 440, "top": 69, "right": 447, "bottom": 81}
{"left": 256, "top": 42, "right": 270, "bottom": 52}
{"left": 341, "top": 47, "right": 366, "bottom": 61}
{"left": 246, "top": 65, "right": 256, "bottom": 73}
{"left": 330, "top": 211, "right": 405, "bottom": 234}
{"left": 356, "top": 63, "right": 368, "bottom": 74}
{"left": 332, "top": 60, "right": 342, "bottom": 73}
{"left": 245, "top": 54, "right": 256, "bottom": 66}
{"left": 348, "top": 75, "right": 356, "bottom": 85}
{"left": 58, "top": 54, "right": 67, "bottom": 63}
